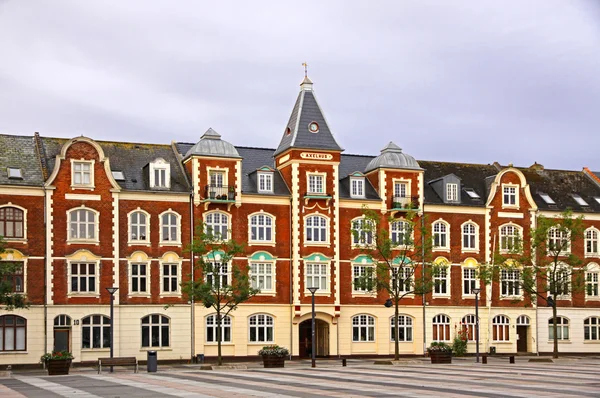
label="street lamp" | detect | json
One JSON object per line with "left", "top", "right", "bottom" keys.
{"left": 106, "top": 287, "right": 119, "bottom": 372}
{"left": 307, "top": 286, "right": 318, "bottom": 368}
{"left": 472, "top": 287, "right": 481, "bottom": 363}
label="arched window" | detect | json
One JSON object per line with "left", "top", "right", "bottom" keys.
{"left": 462, "top": 222, "right": 477, "bottom": 250}
{"left": 82, "top": 315, "right": 110, "bottom": 349}
{"left": 0, "top": 315, "right": 26, "bottom": 351}
{"left": 249, "top": 314, "right": 274, "bottom": 342}
{"left": 390, "top": 315, "right": 413, "bottom": 342}
{"left": 516, "top": 315, "right": 530, "bottom": 326}
{"left": 0, "top": 207, "right": 24, "bottom": 238}
{"left": 584, "top": 317, "right": 600, "bottom": 341}
{"left": 432, "top": 221, "right": 449, "bottom": 249}
{"left": 391, "top": 221, "right": 410, "bottom": 246}
{"left": 548, "top": 316, "right": 569, "bottom": 341}
{"left": 206, "top": 315, "right": 231, "bottom": 343}
{"left": 54, "top": 315, "right": 72, "bottom": 327}
{"left": 69, "top": 208, "right": 97, "bottom": 241}
{"left": 160, "top": 211, "right": 180, "bottom": 243}
{"left": 432, "top": 314, "right": 450, "bottom": 341}
{"left": 352, "top": 218, "right": 373, "bottom": 246}
{"left": 499, "top": 224, "right": 521, "bottom": 252}
{"left": 205, "top": 212, "right": 229, "bottom": 240}
{"left": 305, "top": 215, "right": 328, "bottom": 243}
{"left": 129, "top": 210, "right": 149, "bottom": 242}
{"left": 585, "top": 229, "right": 599, "bottom": 256}
{"left": 461, "top": 314, "right": 477, "bottom": 341}
{"left": 352, "top": 315, "right": 375, "bottom": 342}
{"left": 492, "top": 315, "right": 510, "bottom": 342}
{"left": 249, "top": 214, "right": 274, "bottom": 242}
{"left": 141, "top": 314, "right": 170, "bottom": 347}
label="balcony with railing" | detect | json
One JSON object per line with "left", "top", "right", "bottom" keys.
{"left": 390, "top": 195, "right": 419, "bottom": 211}
{"left": 303, "top": 191, "right": 332, "bottom": 206}
{"left": 205, "top": 185, "right": 236, "bottom": 202}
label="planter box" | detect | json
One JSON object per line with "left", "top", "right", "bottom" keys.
{"left": 47, "top": 359, "right": 71, "bottom": 375}
{"left": 262, "top": 355, "right": 285, "bottom": 368}
{"left": 429, "top": 352, "right": 452, "bottom": 364}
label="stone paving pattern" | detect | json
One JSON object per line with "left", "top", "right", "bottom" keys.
{"left": 2, "top": 357, "right": 600, "bottom": 397}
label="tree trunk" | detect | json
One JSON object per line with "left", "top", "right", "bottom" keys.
{"left": 394, "top": 299, "right": 400, "bottom": 361}
{"left": 217, "top": 310, "right": 223, "bottom": 366}
{"left": 552, "top": 304, "right": 558, "bottom": 359}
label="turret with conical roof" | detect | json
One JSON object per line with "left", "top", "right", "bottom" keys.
{"left": 365, "top": 142, "right": 421, "bottom": 172}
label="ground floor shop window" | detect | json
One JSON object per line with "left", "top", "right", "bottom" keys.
{"left": 0, "top": 315, "right": 26, "bottom": 351}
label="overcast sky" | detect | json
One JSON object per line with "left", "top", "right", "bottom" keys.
{"left": 1, "top": 0, "right": 599, "bottom": 170}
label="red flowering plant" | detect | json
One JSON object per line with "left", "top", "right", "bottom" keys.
{"left": 40, "top": 350, "right": 74, "bottom": 363}
{"left": 452, "top": 323, "right": 468, "bottom": 357}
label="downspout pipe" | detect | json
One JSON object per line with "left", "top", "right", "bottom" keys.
{"left": 289, "top": 197, "right": 294, "bottom": 359}
{"left": 190, "top": 189, "right": 195, "bottom": 362}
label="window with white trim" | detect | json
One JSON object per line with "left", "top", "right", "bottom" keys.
{"left": 501, "top": 269, "right": 520, "bottom": 297}
{"left": 249, "top": 214, "right": 274, "bottom": 242}
{"left": 160, "top": 212, "right": 180, "bottom": 243}
{"left": 461, "top": 314, "right": 477, "bottom": 341}
{"left": 391, "top": 221, "right": 410, "bottom": 246}
{"left": 503, "top": 185, "right": 517, "bottom": 206}
{"left": 250, "top": 262, "right": 273, "bottom": 291}
{"left": 72, "top": 161, "right": 92, "bottom": 186}
{"left": 500, "top": 224, "right": 521, "bottom": 252}
{"left": 141, "top": 314, "right": 170, "bottom": 347}
{"left": 307, "top": 174, "right": 325, "bottom": 194}
{"left": 585, "top": 229, "right": 599, "bottom": 256}
{"left": 129, "top": 211, "right": 148, "bottom": 242}
{"left": 0, "top": 207, "right": 24, "bottom": 239}
{"left": 432, "top": 314, "right": 450, "bottom": 341}
{"left": 548, "top": 316, "right": 569, "bottom": 341}
{"left": 463, "top": 268, "right": 477, "bottom": 296}
{"left": 206, "top": 315, "right": 231, "bottom": 343}
{"left": 0, "top": 315, "right": 26, "bottom": 351}
{"left": 433, "top": 266, "right": 449, "bottom": 295}
{"left": 205, "top": 212, "right": 229, "bottom": 240}
{"left": 70, "top": 263, "right": 97, "bottom": 293}
{"left": 551, "top": 267, "right": 571, "bottom": 298}
{"left": 353, "top": 265, "right": 374, "bottom": 292}
{"left": 394, "top": 181, "right": 408, "bottom": 198}
{"left": 306, "top": 263, "right": 328, "bottom": 290}
{"left": 352, "top": 218, "right": 373, "bottom": 246}
{"left": 69, "top": 208, "right": 97, "bottom": 241}
{"left": 587, "top": 267, "right": 599, "bottom": 297}
{"left": 258, "top": 172, "right": 273, "bottom": 193}
{"left": 162, "top": 263, "right": 179, "bottom": 293}
{"left": 492, "top": 315, "right": 510, "bottom": 341}
{"left": 82, "top": 315, "right": 110, "bottom": 349}
{"left": 305, "top": 215, "right": 328, "bottom": 243}
{"left": 584, "top": 317, "right": 600, "bottom": 341}
{"left": 130, "top": 263, "right": 148, "bottom": 294}
{"left": 548, "top": 227, "right": 570, "bottom": 254}
{"left": 352, "top": 314, "right": 375, "bottom": 342}
{"left": 462, "top": 223, "right": 477, "bottom": 251}
{"left": 350, "top": 177, "right": 364, "bottom": 198}
{"left": 392, "top": 266, "right": 412, "bottom": 293}
{"left": 390, "top": 315, "right": 413, "bottom": 342}
{"left": 1, "top": 261, "right": 24, "bottom": 293}
{"left": 210, "top": 170, "right": 225, "bottom": 187}
{"left": 205, "top": 262, "right": 229, "bottom": 288}
{"left": 249, "top": 314, "right": 273, "bottom": 342}
{"left": 149, "top": 159, "right": 170, "bottom": 189}
{"left": 446, "top": 183, "right": 458, "bottom": 202}
{"left": 432, "top": 221, "right": 448, "bottom": 249}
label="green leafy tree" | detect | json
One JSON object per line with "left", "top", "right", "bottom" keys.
{"left": 0, "top": 237, "right": 28, "bottom": 310}
{"left": 495, "top": 209, "right": 585, "bottom": 358}
{"left": 352, "top": 206, "right": 437, "bottom": 360}
{"left": 182, "top": 222, "right": 259, "bottom": 365}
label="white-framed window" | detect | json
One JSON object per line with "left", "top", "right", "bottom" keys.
{"left": 394, "top": 181, "right": 408, "bottom": 198}
{"left": 0, "top": 315, "right": 26, "bottom": 351}
{"left": 205, "top": 212, "right": 229, "bottom": 240}
{"left": 141, "top": 314, "right": 170, "bottom": 347}
{"left": 352, "top": 218, "right": 373, "bottom": 246}
{"left": 462, "top": 222, "right": 477, "bottom": 251}
{"left": 551, "top": 267, "right": 571, "bottom": 298}
{"left": 586, "top": 264, "right": 599, "bottom": 297}
{"left": 585, "top": 228, "right": 599, "bottom": 256}
{"left": 149, "top": 159, "right": 170, "bottom": 189}
{"left": 205, "top": 262, "right": 229, "bottom": 288}
{"left": 70, "top": 263, "right": 97, "bottom": 294}
{"left": 68, "top": 207, "right": 98, "bottom": 242}
{"left": 548, "top": 316, "right": 569, "bottom": 341}
{"left": 352, "top": 314, "right": 375, "bottom": 342}
{"left": 572, "top": 194, "right": 589, "bottom": 207}
{"left": 82, "top": 315, "right": 110, "bottom": 349}
{"left": 390, "top": 315, "right": 413, "bottom": 342}
{"left": 130, "top": 263, "right": 148, "bottom": 294}
{"left": 492, "top": 315, "right": 510, "bottom": 342}
{"left": 499, "top": 224, "right": 521, "bottom": 252}
{"left": 161, "top": 263, "right": 180, "bottom": 293}
{"left": 248, "top": 314, "right": 274, "bottom": 343}
{"left": 258, "top": 172, "right": 273, "bottom": 193}
{"left": 432, "top": 314, "right": 450, "bottom": 342}
{"left": 305, "top": 215, "right": 328, "bottom": 243}
{"left": 463, "top": 268, "right": 477, "bottom": 296}
{"left": 249, "top": 213, "right": 274, "bottom": 243}
{"left": 502, "top": 185, "right": 518, "bottom": 207}
{"left": 307, "top": 173, "right": 325, "bottom": 194}
{"left": 446, "top": 183, "right": 458, "bottom": 202}
{"left": 584, "top": 317, "right": 600, "bottom": 341}
{"left": 350, "top": 177, "right": 365, "bottom": 198}
{"left": 129, "top": 210, "right": 149, "bottom": 243}
{"left": 501, "top": 269, "right": 520, "bottom": 297}
{"left": 250, "top": 262, "right": 273, "bottom": 291}
{"left": 433, "top": 266, "right": 449, "bottom": 295}
{"left": 209, "top": 170, "right": 225, "bottom": 187}
{"left": 391, "top": 221, "right": 410, "bottom": 246}
{"left": 72, "top": 160, "right": 93, "bottom": 188}
{"left": 353, "top": 265, "right": 374, "bottom": 292}
{"left": 0, "top": 206, "right": 25, "bottom": 239}
{"left": 160, "top": 211, "right": 180, "bottom": 244}
{"left": 461, "top": 314, "right": 478, "bottom": 341}
{"left": 305, "top": 263, "right": 328, "bottom": 291}
{"left": 206, "top": 315, "right": 231, "bottom": 343}
{"left": 0, "top": 260, "right": 24, "bottom": 294}
{"left": 432, "top": 221, "right": 449, "bottom": 249}
{"left": 392, "top": 266, "right": 413, "bottom": 294}
{"left": 548, "top": 227, "right": 570, "bottom": 254}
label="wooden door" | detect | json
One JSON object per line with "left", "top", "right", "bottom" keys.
{"left": 516, "top": 326, "right": 528, "bottom": 352}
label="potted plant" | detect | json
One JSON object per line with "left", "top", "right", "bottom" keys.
{"left": 228, "top": 186, "right": 235, "bottom": 200}
{"left": 392, "top": 201, "right": 401, "bottom": 209}
{"left": 41, "top": 350, "right": 74, "bottom": 375}
{"left": 427, "top": 342, "right": 452, "bottom": 364}
{"left": 258, "top": 345, "right": 289, "bottom": 368}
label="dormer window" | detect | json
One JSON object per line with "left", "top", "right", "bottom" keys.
{"left": 572, "top": 194, "right": 589, "bottom": 207}
{"left": 149, "top": 158, "right": 170, "bottom": 189}
{"left": 7, "top": 168, "right": 22, "bottom": 180}
{"left": 464, "top": 188, "right": 480, "bottom": 199}
{"left": 350, "top": 177, "right": 365, "bottom": 198}
{"left": 446, "top": 183, "right": 458, "bottom": 202}
{"left": 539, "top": 192, "right": 555, "bottom": 205}
{"left": 258, "top": 172, "right": 273, "bottom": 193}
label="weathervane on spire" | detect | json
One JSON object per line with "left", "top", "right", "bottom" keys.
{"left": 302, "top": 62, "right": 308, "bottom": 77}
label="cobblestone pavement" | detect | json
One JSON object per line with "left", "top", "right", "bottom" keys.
{"left": 2, "top": 358, "right": 600, "bottom": 397}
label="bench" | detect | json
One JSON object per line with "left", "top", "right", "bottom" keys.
{"left": 97, "top": 357, "right": 138, "bottom": 373}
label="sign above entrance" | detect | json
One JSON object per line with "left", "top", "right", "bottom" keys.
{"left": 300, "top": 152, "right": 333, "bottom": 160}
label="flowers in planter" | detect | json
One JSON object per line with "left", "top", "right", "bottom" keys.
{"left": 40, "top": 350, "right": 74, "bottom": 363}
{"left": 427, "top": 342, "right": 453, "bottom": 354}
{"left": 258, "top": 345, "right": 290, "bottom": 357}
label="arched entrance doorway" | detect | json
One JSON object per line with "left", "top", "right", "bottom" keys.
{"left": 53, "top": 315, "right": 72, "bottom": 352}
{"left": 299, "top": 319, "right": 329, "bottom": 357}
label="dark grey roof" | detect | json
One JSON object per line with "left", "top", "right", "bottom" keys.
{"left": 184, "top": 128, "right": 240, "bottom": 159}
{"left": 365, "top": 142, "right": 421, "bottom": 172}
{"left": 339, "top": 154, "right": 380, "bottom": 200}
{"left": 0, "top": 134, "right": 44, "bottom": 186}
{"left": 41, "top": 137, "right": 190, "bottom": 193}
{"left": 274, "top": 80, "right": 343, "bottom": 156}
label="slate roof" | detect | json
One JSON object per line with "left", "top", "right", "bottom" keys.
{"left": 339, "top": 154, "right": 379, "bottom": 200}
{"left": 0, "top": 134, "right": 45, "bottom": 187}
{"left": 274, "top": 80, "right": 343, "bottom": 156}
{"left": 183, "top": 128, "right": 241, "bottom": 159}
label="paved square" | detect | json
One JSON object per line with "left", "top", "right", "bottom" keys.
{"left": 2, "top": 358, "right": 600, "bottom": 397}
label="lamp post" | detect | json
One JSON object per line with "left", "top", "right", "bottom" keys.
{"left": 472, "top": 287, "right": 481, "bottom": 363}
{"left": 307, "top": 286, "right": 318, "bottom": 368}
{"left": 106, "top": 287, "right": 118, "bottom": 372}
